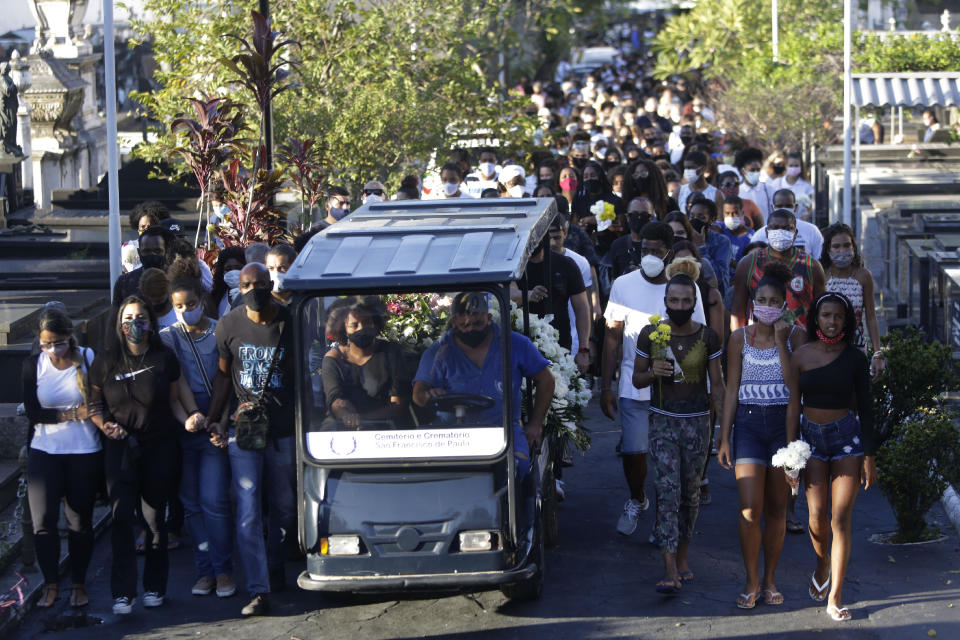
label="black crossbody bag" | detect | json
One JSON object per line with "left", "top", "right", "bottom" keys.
{"left": 232, "top": 322, "right": 284, "bottom": 451}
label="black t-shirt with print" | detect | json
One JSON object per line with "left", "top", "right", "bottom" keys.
{"left": 525, "top": 250, "right": 586, "bottom": 350}
{"left": 89, "top": 345, "right": 181, "bottom": 441}
{"left": 216, "top": 304, "right": 295, "bottom": 438}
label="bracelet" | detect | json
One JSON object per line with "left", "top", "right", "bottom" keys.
{"left": 872, "top": 351, "right": 885, "bottom": 359}
{"left": 578, "top": 347, "right": 590, "bottom": 353}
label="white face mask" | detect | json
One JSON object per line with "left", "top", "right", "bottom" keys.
{"left": 479, "top": 162, "right": 496, "bottom": 178}
{"left": 767, "top": 228, "right": 795, "bottom": 251}
{"left": 683, "top": 168, "right": 700, "bottom": 183}
{"left": 786, "top": 166, "right": 801, "bottom": 178}
{"left": 724, "top": 215, "right": 741, "bottom": 231}
{"left": 177, "top": 305, "right": 205, "bottom": 327}
{"left": 744, "top": 171, "right": 761, "bottom": 186}
{"left": 442, "top": 182, "right": 460, "bottom": 196}
{"left": 270, "top": 270, "right": 286, "bottom": 292}
{"left": 363, "top": 194, "right": 384, "bottom": 204}
{"left": 508, "top": 185, "right": 525, "bottom": 198}
{"left": 640, "top": 254, "right": 665, "bottom": 278}
{"left": 223, "top": 269, "right": 241, "bottom": 289}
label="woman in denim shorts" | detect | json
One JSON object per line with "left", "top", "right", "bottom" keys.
{"left": 718, "top": 263, "right": 806, "bottom": 610}
{"left": 786, "top": 292, "right": 877, "bottom": 622}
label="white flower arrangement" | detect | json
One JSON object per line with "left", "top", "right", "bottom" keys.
{"left": 771, "top": 440, "right": 813, "bottom": 495}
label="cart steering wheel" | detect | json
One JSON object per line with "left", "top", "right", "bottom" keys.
{"left": 430, "top": 393, "right": 495, "bottom": 425}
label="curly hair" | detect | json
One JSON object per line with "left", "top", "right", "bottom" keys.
{"left": 820, "top": 223, "right": 862, "bottom": 270}
{"left": 665, "top": 255, "right": 701, "bottom": 283}
{"left": 325, "top": 296, "right": 387, "bottom": 344}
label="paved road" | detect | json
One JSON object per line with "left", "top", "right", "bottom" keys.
{"left": 11, "top": 401, "right": 960, "bottom": 639}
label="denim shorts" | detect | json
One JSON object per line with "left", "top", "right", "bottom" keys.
{"left": 800, "top": 411, "right": 864, "bottom": 462}
{"left": 619, "top": 398, "right": 650, "bottom": 454}
{"left": 733, "top": 403, "right": 788, "bottom": 466}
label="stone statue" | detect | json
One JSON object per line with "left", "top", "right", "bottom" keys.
{"left": 0, "top": 61, "right": 22, "bottom": 156}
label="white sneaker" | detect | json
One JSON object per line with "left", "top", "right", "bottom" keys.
{"left": 555, "top": 479, "right": 566, "bottom": 502}
{"left": 616, "top": 497, "right": 648, "bottom": 536}
{"left": 113, "top": 596, "right": 134, "bottom": 615}
{"left": 142, "top": 591, "right": 164, "bottom": 608}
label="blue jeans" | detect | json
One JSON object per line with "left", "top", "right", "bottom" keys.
{"left": 180, "top": 432, "right": 233, "bottom": 578}
{"left": 228, "top": 434, "right": 297, "bottom": 596}
{"left": 733, "top": 404, "right": 788, "bottom": 466}
{"left": 800, "top": 412, "right": 864, "bottom": 462}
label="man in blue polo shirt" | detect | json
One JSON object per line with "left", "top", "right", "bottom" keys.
{"left": 412, "top": 292, "right": 555, "bottom": 479}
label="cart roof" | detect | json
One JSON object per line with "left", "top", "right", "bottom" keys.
{"left": 284, "top": 197, "right": 558, "bottom": 291}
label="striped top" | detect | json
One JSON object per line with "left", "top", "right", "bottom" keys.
{"left": 826, "top": 275, "right": 865, "bottom": 348}
{"left": 738, "top": 326, "right": 794, "bottom": 406}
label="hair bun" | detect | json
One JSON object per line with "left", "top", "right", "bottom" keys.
{"left": 761, "top": 262, "right": 792, "bottom": 285}
{"left": 665, "top": 256, "right": 701, "bottom": 282}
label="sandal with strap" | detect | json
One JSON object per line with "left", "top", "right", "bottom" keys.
{"left": 37, "top": 584, "right": 59, "bottom": 608}
{"left": 736, "top": 591, "right": 759, "bottom": 609}
{"left": 69, "top": 584, "right": 89, "bottom": 608}
{"left": 827, "top": 604, "right": 852, "bottom": 621}
{"left": 809, "top": 571, "right": 831, "bottom": 602}
{"left": 761, "top": 589, "right": 784, "bottom": 605}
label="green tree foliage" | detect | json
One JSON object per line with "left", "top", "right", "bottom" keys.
{"left": 129, "top": 0, "right": 584, "bottom": 197}
{"left": 854, "top": 33, "right": 960, "bottom": 73}
{"left": 872, "top": 327, "right": 960, "bottom": 542}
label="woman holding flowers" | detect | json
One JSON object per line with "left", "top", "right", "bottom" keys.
{"left": 717, "top": 263, "right": 806, "bottom": 609}
{"left": 786, "top": 292, "right": 877, "bottom": 622}
{"left": 633, "top": 269, "right": 724, "bottom": 595}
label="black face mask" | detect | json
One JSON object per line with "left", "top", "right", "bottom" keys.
{"left": 140, "top": 254, "right": 165, "bottom": 270}
{"left": 572, "top": 157, "right": 588, "bottom": 170}
{"left": 679, "top": 135, "right": 695, "bottom": 146}
{"left": 632, "top": 175, "right": 649, "bottom": 192}
{"left": 772, "top": 164, "right": 786, "bottom": 175}
{"left": 666, "top": 306, "right": 695, "bottom": 326}
{"left": 690, "top": 218, "right": 707, "bottom": 234}
{"left": 347, "top": 328, "right": 377, "bottom": 349}
{"left": 584, "top": 178, "right": 602, "bottom": 194}
{"left": 644, "top": 137, "right": 657, "bottom": 147}
{"left": 243, "top": 288, "right": 273, "bottom": 312}
{"left": 455, "top": 324, "right": 491, "bottom": 348}
{"left": 627, "top": 213, "right": 649, "bottom": 234}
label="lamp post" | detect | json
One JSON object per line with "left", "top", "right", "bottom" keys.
{"left": 772, "top": 0, "right": 779, "bottom": 62}
{"left": 259, "top": 0, "right": 273, "bottom": 174}
{"left": 842, "top": 0, "right": 852, "bottom": 227}
{"left": 104, "top": 0, "right": 121, "bottom": 288}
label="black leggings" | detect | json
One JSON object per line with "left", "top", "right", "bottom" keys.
{"left": 26, "top": 448, "right": 103, "bottom": 585}
{"left": 104, "top": 436, "right": 178, "bottom": 599}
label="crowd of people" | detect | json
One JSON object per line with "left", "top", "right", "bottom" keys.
{"left": 21, "top": 38, "right": 887, "bottom": 625}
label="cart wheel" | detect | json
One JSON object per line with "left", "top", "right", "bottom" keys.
{"left": 500, "top": 512, "right": 544, "bottom": 600}
{"left": 542, "top": 462, "right": 560, "bottom": 549}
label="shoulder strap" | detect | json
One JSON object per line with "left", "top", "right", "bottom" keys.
{"left": 179, "top": 324, "right": 213, "bottom": 397}
{"left": 257, "top": 321, "right": 285, "bottom": 398}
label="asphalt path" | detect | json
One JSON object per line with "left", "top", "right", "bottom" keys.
{"left": 11, "top": 400, "right": 960, "bottom": 639}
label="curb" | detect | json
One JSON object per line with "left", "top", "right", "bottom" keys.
{"left": 941, "top": 484, "right": 960, "bottom": 537}
{"left": 0, "top": 507, "right": 111, "bottom": 638}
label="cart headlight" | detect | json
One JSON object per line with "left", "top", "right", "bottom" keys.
{"left": 458, "top": 530, "right": 493, "bottom": 552}
{"left": 321, "top": 535, "right": 361, "bottom": 556}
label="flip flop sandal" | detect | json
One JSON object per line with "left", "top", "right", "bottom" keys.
{"left": 737, "top": 592, "right": 759, "bottom": 609}
{"left": 678, "top": 570, "right": 694, "bottom": 583}
{"left": 827, "top": 604, "right": 852, "bottom": 621}
{"left": 809, "top": 571, "right": 831, "bottom": 602}
{"left": 761, "top": 589, "right": 784, "bottom": 605}
{"left": 37, "top": 584, "right": 59, "bottom": 608}
{"left": 655, "top": 580, "right": 682, "bottom": 595}
{"left": 69, "top": 585, "right": 89, "bottom": 609}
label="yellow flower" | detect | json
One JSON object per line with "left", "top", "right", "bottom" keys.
{"left": 598, "top": 204, "right": 616, "bottom": 223}
{"left": 660, "top": 324, "right": 672, "bottom": 335}
{"left": 649, "top": 314, "right": 662, "bottom": 325}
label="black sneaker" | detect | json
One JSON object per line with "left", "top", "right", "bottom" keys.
{"left": 268, "top": 567, "right": 286, "bottom": 593}
{"left": 240, "top": 594, "right": 270, "bottom": 617}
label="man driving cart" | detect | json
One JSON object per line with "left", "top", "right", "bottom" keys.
{"left": 412, "top": 292, "right": 555, "bottom": 479}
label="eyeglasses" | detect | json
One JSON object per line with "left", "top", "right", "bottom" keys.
{"left": 720, "top": 182, "right": 739, "bottom": 188}
{"left": 39, "top": 340, "right": 69, "bottom": 350}
{"left": 363, "top": 189, "right": 384, "bottom": 196}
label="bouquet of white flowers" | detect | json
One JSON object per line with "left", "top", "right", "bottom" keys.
{"left": 771, "top": 440, "right": 813, "bottom": 496}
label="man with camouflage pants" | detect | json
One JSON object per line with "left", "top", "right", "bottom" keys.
{"left": 632, "top": 274, "right": 725, "bottom": 595}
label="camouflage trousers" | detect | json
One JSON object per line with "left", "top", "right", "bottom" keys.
{"left": 649, "top": 411, "right": 710, "bottom": 554}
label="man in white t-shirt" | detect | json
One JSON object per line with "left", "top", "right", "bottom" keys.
{"left": 735, "top": 147, "right": 776, "bottom": 222}
{"left": 750, "top": 189, "right": 824, "bottom": 260}
{"left": 464, "top": 148, "right": 501, "bottom": 198}
{"left": 677, "top": 150, "right": 717, "bottom": 215}
{"left": 602, "top": 222, "right": 706, "bottom": 537}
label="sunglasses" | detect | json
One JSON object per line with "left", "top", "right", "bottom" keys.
{"left": 363, "top": 189, "right": 384, "bottom": 196}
